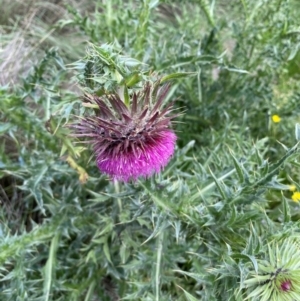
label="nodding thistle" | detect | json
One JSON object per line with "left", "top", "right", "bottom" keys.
{"left": 70, "top": 81, "right": 178, "bottom": 182}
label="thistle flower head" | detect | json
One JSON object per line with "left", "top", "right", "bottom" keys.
{"left": 71, "top": 82, "right": 177, "bottom": 182}
{"left": 243, "top": 238, "right": 300, "bottom": 301}
{"left": 280, "top": 279, "right": 292, "bottom": 292}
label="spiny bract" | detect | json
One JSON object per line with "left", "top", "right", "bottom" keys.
{"left": 71, "top": 82, "right": 177, "bottom": 182}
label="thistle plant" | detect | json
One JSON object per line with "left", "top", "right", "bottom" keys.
{"left": 243, "top": 238, "right": 300, "bottom": 301}
{"left": 1, "top": 1, "right": 300, "bottom": 301}
{"left": 71, "top": 81, "right": 177, "bottom": 181}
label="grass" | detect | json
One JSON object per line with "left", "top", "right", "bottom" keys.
{"left": 1, "top": 0, "right": 300, "bottom": 300}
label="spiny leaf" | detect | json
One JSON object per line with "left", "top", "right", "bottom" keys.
{"left": 160, "top": 72, "right": 197, "bottom": 83}
{"left": 229, "top": 149, "right": 244, "bottom": 183}
{"left": 208, "top": 167, "right": 229, "bottom": 200}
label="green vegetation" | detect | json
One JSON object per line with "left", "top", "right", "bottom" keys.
{"left": 1, "top": 0, "right": 300, "bottom": 300}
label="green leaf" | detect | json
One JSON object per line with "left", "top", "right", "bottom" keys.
{"left": 177, "top": 285, "right": 199, "bottom": 301}
{"left": 103, "top": 240, "right": 112, "bottom": 264}
{"left": 0, "top": 123, "right": 13, "bottom": 133}
{"left": 208, "top": 167, "right": 229, "bottom": 200}
{"left": 160, "top": 72, "right": 197, "bottom": 83}
{"left": 173, "top": 270, "right": 207, "bottom": 283}
{"left": 229, "top": 149, "right": 244, "bottom": 183}
{"left": 84, "top": 280, "right": 96, "bottom": 301}
{"left": 282, "top": 193, "right": 291, "bottom": 223}
{"left": 295, "top": 123, "right": 300, "bottom": 141}
{"left": 43, "top": 232, "right": 60, "bottom": 301}
{"left": 231, "top": 253, "right": 258, "bottom": 273}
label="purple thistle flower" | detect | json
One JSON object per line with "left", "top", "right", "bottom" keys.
{"left": 71, "top": 82, "right": 177, "bottom": 182}
{"left": 280, "top": 279, "right": 292, "bottom": 292}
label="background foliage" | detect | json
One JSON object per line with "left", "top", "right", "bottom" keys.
{"left": 1, "top": 0, "right": 300, "bottom": 300}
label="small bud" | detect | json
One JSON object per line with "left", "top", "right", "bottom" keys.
{"left": 280, "top": 280, "right": 292, "bottom": 292}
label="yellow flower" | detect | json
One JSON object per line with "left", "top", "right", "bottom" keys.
{"left": 272, "top": 114, "right": 281, "bottom": 123}
{"left": 291, "top": 191, "right": 300, "bottom": 203}
{"left": 289, "top": 185, "right": 296, "bottom": 192}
